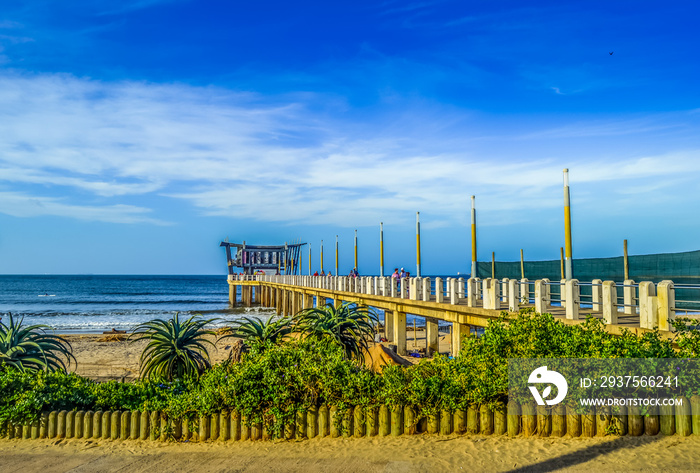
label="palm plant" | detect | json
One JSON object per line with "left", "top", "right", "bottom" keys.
{"left": 0, "top": 313, "right": 76, "bottom": 372}
{"left": 220, "top": 316, "right": 292, "bottom": 352}
{"left": 129, "top": 312, "right": 217, "bottom": 381}
{"left": 292, "top": 302, "right": 378, "bottom": 362}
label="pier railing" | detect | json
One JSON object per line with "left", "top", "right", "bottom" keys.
{"left": 227, "top": 274, "right": 699, "bottom": 355}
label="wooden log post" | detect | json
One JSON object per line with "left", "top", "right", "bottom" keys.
{"left": 296, "top": 409, "right": 308, "bottom": 440}
{"left": 467, "top": 404, "right": 479, "bottom": 434}
{"left": 480, "top": 405, "right": 494, "bottom": 435}
{"left": 230, "top": 411, "right": 241, "bottom": 441}
{"left": 691, "top": 396, "right": 700, "bottom": 436}
{"left": 494, "top": 404, "right": 507, "bottom": 436}
{"left": 40, "top": 411, "right": 49, "bottom": 439}
{"left": 139, "top": 411, "right": 149, "bottom": 440}
{"left": 507, "top": 400, "right": 520, "bottom": 437}
{"left": 521, "top": 402, "right": 536, "bottom": 437}
{"left": 341, "top": 408, "right": 352, "bottom": 438}
{"left": 251, "top": 422, "right": 262, "bottom": 441}
{"left": 92, "top": 411, "right": 102, "bottom": 439}
{"left": 378, "top": 405, "right": 390, "bottom": 437}
{"left": 551, "top": 405, "right": 566, "bottom": 437}
{"left": 307, "top": 406, "right": 318, "bottom": 439}
{"left": 676, "top": 398, "right": 692, "bottom": 436}
{"left": 454, "top": 409, "right": 467, "bottom": 435}
{"left": 596, "top": 407, "right": 611, "bottom": 437}
{"left": 118, "top": 411, "right": 129, "bottom": 440}
{"left": 241, "top": 416, "right": 251, "bottom": 441}
{"left": 66, "top": 410, "right": 76, "bottom": 438}
{"left": 354, "top": 406, "right": 365, "bottom": 438}
{"left": 366, "top": 406, "right": 378, "bottom": 437}
{"left": 536, "top": 405, "right": 551, "bottom": 437}
{"left": 149, "top": 411, "right": 158, "bottom": 441}
{"left": 129, "top": 410, "right": 139, "bottom": 440}
{"left": 330, "top": 406, "right": 340, "bottom": 438}
{"left": 210, "top": 412, "right": 220, "bottom": 441}
{"left": 74, "top": 411, "right": 84, "bottom": 439}
{"left": 57, "top": 410, "right": 67, "bottom": 439}
{"left": 391, "top": 405, "right": 403, "bottom": 436}
{"left": 612, "top": 406, "right": 627, "bottom": 436}
{"left": 628, "top": 405, "right": 644, "bottom": 436}
{"left": 427, "top": 412, "right": 439, "bottom": 435}
{"left": 582, "top": 409, "right": 596, "bottom": 437}
{"left": 660, "top": 404, "right": 675, "bottom": 435}
{"left": 220, "top": 410, "right": 230, "bottom": 441}
{"left": 318, "top": 406, "right": 329, "bottom": 437}
{"left": 110, "top": 411, "right": 121, "bottom": 440}
{"left": 645, "top": 406, "right": 660, "bottom": 436}
{"left": 48, "top": 411, "right": 58, "bottom": 439}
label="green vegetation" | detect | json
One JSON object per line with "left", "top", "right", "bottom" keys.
{"left": 129, "top": 312, "right": 217, "bottom": 381}
{"left": 0, "top": 313, "right": 75, "bottom": 373}
{"left": 3, "top": 308, "right": 699, "bottom": 433}
{"left": 221, "top": 315, "right": 292, "bottom": 349}
{"left": 293, "top": 302, "right": 378, "bottom": 363}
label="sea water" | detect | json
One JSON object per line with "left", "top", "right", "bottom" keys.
{"left": 0, "top": 274, "right": 275, "bottom": 332}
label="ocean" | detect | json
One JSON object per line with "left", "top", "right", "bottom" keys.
{"left": 0, "top": 275, "right": 275, "bottom": 332}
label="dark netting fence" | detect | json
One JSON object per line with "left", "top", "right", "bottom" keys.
{"left": 475, "top": 249, "right": 700, "bottom": 311}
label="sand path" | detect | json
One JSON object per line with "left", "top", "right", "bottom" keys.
{"left": 1, "top": 434, "right": 699, "bottom": 472}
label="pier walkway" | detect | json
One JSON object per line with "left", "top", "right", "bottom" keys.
{"left": 227, "top": 275, "right": 692, "bottom": 356}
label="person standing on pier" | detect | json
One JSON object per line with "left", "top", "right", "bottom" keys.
{"left": 392, "top": 268, "right": 400, "bottom": 291}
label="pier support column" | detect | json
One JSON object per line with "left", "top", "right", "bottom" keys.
{"left": 623, "top": 280, "right": 636, "bottom": 315}
{"left": 602, "top": 281, "right": 618, "bottom": 324}
{"left": 254, "top": 286, "right": 260, "bottom": 304}
{"left": 508, "top": 279, "right": 519, "bottom": 312}
{"left": 384, "top": 310, "right": 395, "bottom": 342}
{"left": 451, "top": 322, "right": 468, "bottom": 357}
{"left": 591, "top": 279, "right": 602, "bottom": 311}
{"left": 565, "top": 279, "right": 580, "bottom": 320}
{"left": 229, "top": 283, "right": 236, "bottom": 306}
{"left": 392, "top": 311, "right": 407, "bottom": 356}
{"left": 435, "top": 278, "right": 444, "bottom": 303}
{"left": 426, "top": 317, "right": 439, "bottom": 356}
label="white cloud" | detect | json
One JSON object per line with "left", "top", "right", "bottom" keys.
{"left": 0, "top": 72, "right": 699, "bottom": 227}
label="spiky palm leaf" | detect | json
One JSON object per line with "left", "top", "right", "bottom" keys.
{"left": 221, "top": 316, "right": 292, "bottom": 348}
{"left": 0, "top": 313, "right": 76, "bottom": 372}
{"left": 293, "top": 302, "right": 378, "bottom": 362}
{"left": 129, "top": 312, "right": 217, "bottom": 381}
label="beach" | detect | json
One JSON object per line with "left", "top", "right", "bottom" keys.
{"left": 61, "top": 329, "right": 452, "bottom": 380}
{"left": 2, "top": 432, "right": 700, "bottom": 472}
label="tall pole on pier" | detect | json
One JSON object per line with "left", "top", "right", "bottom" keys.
{"left": 416, "top": 212, "right": 422, "bottom": 277}
{"left": 520, "top": 249, "right": 525, "bottom": 280}
{"left": 320, "top": 240, "right": 324, "bottom": 274}
{"left": 623, "top": 239, "right": 630, "bottom": 280}
{"left": 308, "top": 246, "right": 311, "bottom": 276}
{"left": 335, "top": 235, "right": 339, "bottom": 276}
{"left": 491, "top": 252, "right": 495, "bottom": 279}
{"left": 560, "top": 247, "right": 565, "bottom": 280}
{"left": 471, "top": 196, "right": 478, "bottom": 279}
{"left": 354, "top": 229, "right": 358, "bottom": 272}
{"left": 563, "top": 168, "right": 573, "bottom": 280}
{"left": 379, "top": 222, "right": 385, "bottom": 277}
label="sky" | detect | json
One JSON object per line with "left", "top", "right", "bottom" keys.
{"left": 0, "top": 0, "right": 699, "bottom": 275}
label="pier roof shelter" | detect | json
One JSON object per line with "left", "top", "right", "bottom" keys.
{"left": 220, "top": 241, "right": 306, "bottom": 275}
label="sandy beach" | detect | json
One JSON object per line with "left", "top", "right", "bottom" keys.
{"left": 2, "top": 432, "right": 700, "bottom": 472}
{"left": 62, "top": 329, "right": 451, "bottom": 381}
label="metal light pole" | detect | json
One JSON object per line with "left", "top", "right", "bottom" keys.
{"left": 354, "top": 229, "right": 358, "bottom": 272}
{"left": 416, "top": 212, "right": 422, "bottom": 277}
{"left": 335, "top": 235, "right": 339, "bottom": 276}
{"left": 471, "top": 196, "right": 478, "bottom": 279}
{"left": 563, "top": 169, "right": 573, "bottom": 280}
{"left": 379, "top": 222, "right": 385, "bottom": 277}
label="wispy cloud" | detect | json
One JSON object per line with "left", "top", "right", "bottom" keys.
{"left": 0, "top": 72, "right": 699, "bottom": 228}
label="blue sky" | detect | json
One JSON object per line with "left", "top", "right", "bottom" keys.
{"left": 0, "top": 0, "right": 699, "bottom": 275}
